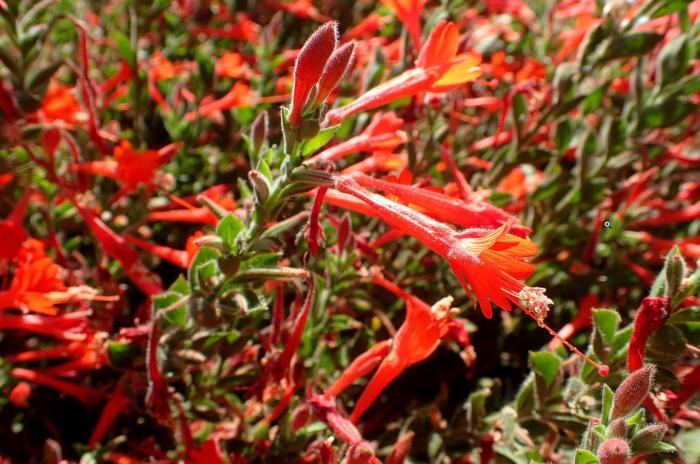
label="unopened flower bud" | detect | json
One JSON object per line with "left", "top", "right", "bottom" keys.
{"left": 248, "top": 170, "right": 271, "bottom": 205}
{"left": 607, "top": 417, "right": 626, "bottom": 438}
{"left": 313, "top": 41, "right": 356, "bottom": 107}
{"left": 664, "top": 246, "right": 685, "bottom": 298}
{"left": 297, "top": 118, "right": 321, "bottom": 140}
{"left": 337, "top": 212, "right": 351, "bottom": 254}
{"left": 630, "top": 423, "right": 667, "bottom": 452}
{"left": 346, "top": 441, "right": 374, "bottom": 464}
{"left": 250, "top": 111, "right": 268, "bottom": 158}
{"left": 289, "top": 22, "right": 338, "bottom": 127}
{"left": 291, "top": 404, "right": 311, "bottom": 432}
{"left": 611, "top": 364, "right": 656, "bottom": 419}
{"left": 597, "top": 438, "right": 630, "bottom": 464}
{"left": 10, "top": 381, "right": 31, "bottom": 407}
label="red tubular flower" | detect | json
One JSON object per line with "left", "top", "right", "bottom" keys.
{"left": 350, "top": 172, "right": 531, "bottom": 237}
{"left": 89, "top": 383, "right": 130, "bottom": 447}
{"left": 185, "top": 82, "right": 253, "bottom": 122}
{"left": 323, "top": 174, "right": 609, "bottom": 374}
{"left": 0, "top": 311, "right": 90, "bottom": 341}
{"left": 0, "top": 239, "right": 112, "bottom": 315}
{"left": 332, "top": 175, "right": 536, "bottom": 318}
{"left": 71, "top": 200, "right": 163, "bottom": 296}
{"left": 629, "top": 297, "right": 670, "bottom": 372}
{"left": 126, "top": 231, "right": 202, "bottom": 269}
{"left": 313, "top": 41, "right": 356, "bottom": 107}
{"left": 289, "top": 22, "right": 339, "bottom": 127}
{"left": 10, "top": 367, "right": 102, "bottom": 405}
{"left": 386, "top": 431, "right": 415, "bottom": 464}
{"left": 276, "top": 278, "right": 315, "bottom": 379}
{"left": 70, "top": 141, "right": 180, "bottom": 202}
{"left": 324, "top": 21, "right": 481, "bottom": 125}
{"left": 350, "top": 296, "right": 456, "bottom": 422}
{"left": 313, "top": 112, "right": 406, "bottom": 162}
{"left": 326, "top": 339, "right": 393, "bottom": 398}
{"left": 381, "top": 0, "right": 425, "bottom": 49}
{"left": 341, "top": 152, "right": 408, "bottom": 174}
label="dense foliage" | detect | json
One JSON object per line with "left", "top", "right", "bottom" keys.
{"left": 1, "top": 0, "right": 699, "bottom": 463}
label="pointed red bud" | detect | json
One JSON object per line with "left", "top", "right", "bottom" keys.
{"left": 611, "top": 364, "right": 656, "bottom": 419}
{"left": 289, "top": 22, "right": 338, "bottom": 127}
{"left": 314, "top": 41, "right": 356, "bottom": 106}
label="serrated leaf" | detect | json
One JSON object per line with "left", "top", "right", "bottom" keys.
{"left": 301, "top": 124, "right": 340, "bottom": 157}
{"left": 574, "top": 449, "right": 600, "bottom": 464}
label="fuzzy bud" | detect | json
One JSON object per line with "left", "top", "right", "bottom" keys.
{"left": 250, "top": 111, "right": 268, "bottom": 158}
{"left": 346, "top": 441, "right": 374, "bottom": 464}
{"left": 248, "top": 170, "right": 271, "bottom": 205}
{"left": 289, "top": 22, "right": 338, "bottom": 127}
{"left": 611, "top": 364, "right": 656, "bottom": 419}
{"left": 607, "top": 417, "right": 626, "bottom": 438}
{"left": 664, "top": 246, "right": 685, "bottom": 298}
{"left": 313, "top": 41, "right": 356, "bottom": 107}
{"left": 630, "top": 423, "right": 667, "bottom": 452}
{"left": 597, "top": 438, "right": 630, "bottom": 464}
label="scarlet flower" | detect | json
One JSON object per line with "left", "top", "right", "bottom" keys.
{"left": 215, "top": 52, "right": 251, "bottom": 79}
{"left": 185, "top": 81, "right": 253, "bottom": 122}
{"left": 0, "top": 239, "right": 106, "bottom": 315}
{"left": 381, "top": 0, "right": 426, "bottom": 49}
{"left": 10, "top": 367, "right": 102, "bottom": 405}
{"left": 191, "top": 14, "right": 261, "bottom": 43}
{"left": 126, "top": 231, "right": 203, "bottom": 269}
{"left": 349, "top": 172, "right": 532, "bottom": 237}
{"left": 312, "top": 112, "right": 406, "bottom": 162}
{"left": 289, "top": 22, "right": 339, "bottom": 127}
{"left": 327, "top": 175, "right": 536, "bottom": 318}
{"left": 37, "top": 80, "right": 85, "bottom": 127}
{"left": 341, "top": 152, "right": 408, "bottom": 175}
{"left": 70, "top": 141, "right": 180, "bottom": 200}
{"left": 348, "top": 296, "right": 457, "bottom": 422}
{"left": 324, "top": 21, "right": 481, "bottom": 126}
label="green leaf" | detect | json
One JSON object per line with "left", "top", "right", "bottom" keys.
{"left": 112, "top": 31, "right": 136, "bottom": 69}
{"left": 107, "top": 341, "right": 137, "bottom": 366}
{"left": 641, "top": 98, "right": 696, "bottom": 129}
{"left": 153, "top": 276, "right": 191, "bottom": 327}
{"left": 188, "top": 247, "right": 221, "bottom": 292}
{"left": 26, "top": 60, "right": 62, "bottom": 91}
{"left": 626, "top": 408, "right": 645, "bottom": 427}
{"left": 582, "top": 83, "right": 609, "bottom": 114}
{"left": 574, "top": 449, "right": 600, "bottom": 464}
{"left": 657, "top": 34, "right": 692, "bottom": 87}
{"left": 602, "top": 32, "right": 664, "bottom": 61}
{"left": 592, "top": 309, "right": 620, "bottom": 345}
{"left": 216, "top": 215, "right": 245, "bottom": 253}
{"left": 602, "top": 384, "right": 614, "bottom": 425}
{"left": 650, "top": 0, "right": 693, "bottom": 18}
{"left": 300, "top": 124, "right": 340, "bottom": 157}
{"left": 530, "top": 351, "right": 561, "bottom": 387}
